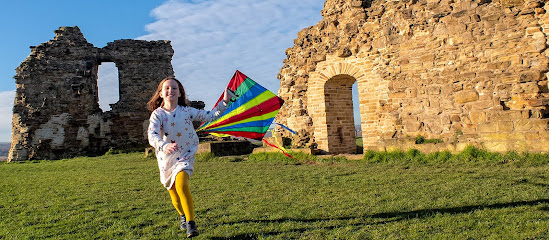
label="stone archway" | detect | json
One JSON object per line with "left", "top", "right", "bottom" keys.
{"left": 324, "top": 73, "right": 357, "bottom": 153}
{"left": 308, "top": 58, "right": 390, "bottom": 154}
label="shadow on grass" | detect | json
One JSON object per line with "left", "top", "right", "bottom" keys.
{"left": 371, "top": 198, "right": 549, "bottom": 219}
{"left": 207, "top": 199, "right": 549, "bottom": 239}
{"left": 522, "top": 180, "right": 549, "bottom": 188}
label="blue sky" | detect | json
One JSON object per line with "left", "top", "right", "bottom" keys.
{"left": 0, "top": 0, "right": 325, "bottom": 142}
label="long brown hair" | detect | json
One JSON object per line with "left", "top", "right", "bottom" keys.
{"left": 147, "top": 77, "right": 188, "bottom": 112}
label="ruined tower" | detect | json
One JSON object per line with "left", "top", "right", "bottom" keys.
{"left": 9, "top": 26, "right": 174, "bottom": 161}
{"left": 277, "top": 0, "right": 549, "bottom": 153}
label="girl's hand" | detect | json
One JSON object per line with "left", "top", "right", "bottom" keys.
{"left": 223, "top": 88, "right": 236, "bottom": 103}
{"left": 163, "top": 143, "right": 179, "bottom": 154}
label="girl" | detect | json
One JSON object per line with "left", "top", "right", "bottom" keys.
{"left": 147, "top": 77, "right": 230, "bottom": 238}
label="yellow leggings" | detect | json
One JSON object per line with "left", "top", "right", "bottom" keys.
{"left": 167, "top": 171, "right": 194, "bottom": 221}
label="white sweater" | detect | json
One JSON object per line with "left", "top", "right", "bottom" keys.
{"left": 148, "top": 103, "right": 227, "bottom": 189}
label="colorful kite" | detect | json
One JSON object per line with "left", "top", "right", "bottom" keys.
{"left": 197, "top": 70, "right": 284, "bottom": 140}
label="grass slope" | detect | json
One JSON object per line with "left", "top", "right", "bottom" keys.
{"left": 1, "top": 151, "right": 548, "bottom": 239}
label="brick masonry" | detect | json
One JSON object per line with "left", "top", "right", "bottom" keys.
{"left": 276, "top": 0, "right": 549, "bottom": 153}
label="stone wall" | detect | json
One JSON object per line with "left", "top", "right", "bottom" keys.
{"left": 276, "top": 0, "right": 549, "bottom": 153}
{"left": 8, "top": 26, "right": 175, "bottom": 161}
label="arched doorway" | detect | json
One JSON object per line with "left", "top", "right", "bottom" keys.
{"left": 324, "top": 74, "right": 357, "bottom": 153}
{"left": 308, "top": 61, "right": 374, "bottom": 154}
{"left": 307, "top": 59, "right": 391, "bottom": 154}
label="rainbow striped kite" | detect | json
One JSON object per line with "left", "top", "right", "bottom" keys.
{"left": 197, "top": 70, "right": 284, "bottom": 140}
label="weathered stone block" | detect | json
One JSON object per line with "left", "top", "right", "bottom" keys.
{"left": 482, "top": 132, "right": 524, "bottom": 141}
{"left": 497, "top": 121, "right": 514, "bottom": 132}
{"left": 524, "top": 132, "right": 540, "bottom": 140}
{"left": 477, "top": 122, "right": 498, "bottom": 132}
{"left": 469, "top": 111, "right": 486, "bottom": 124}
{"left": 455, "top": 90, "right": 479, "bottom": 104}
{"left": 483, "top": 141, "right": 509, "bottom": 153}
{"left": 514, "top": 119, "right": 547, "bottom": 131}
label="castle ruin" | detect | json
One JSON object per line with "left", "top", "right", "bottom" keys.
{"left": 276, "top": 0, "right": 549, "bottom": 153}
{"left": 10, "top": 0, "right": 549, "bottom": 160}
{"left": 8, "top": 26, "right": 175, "bottom": 161}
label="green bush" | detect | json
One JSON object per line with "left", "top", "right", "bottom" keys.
{"left": 415, "top": 135, "right": 443, "bottom": 144}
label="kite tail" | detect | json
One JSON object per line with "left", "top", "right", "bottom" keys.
{"left": 263, "top": 139, "right": 293, "bottom": 158}
{"left": 261, "top": 122, "right": 297, "bottom": 158}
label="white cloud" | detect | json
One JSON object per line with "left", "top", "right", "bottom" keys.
{"left": 0, "top": 90, "right": 15, "bottom": 142}
{"left": 138, "top": 0, "right": 324, "bottom": 108}
{"left": 0, "top": 0, "right": 324, "bottom": 143}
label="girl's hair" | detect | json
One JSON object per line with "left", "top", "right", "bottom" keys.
{"left": 147, "top": 77, "right": 188, "bottom": 111}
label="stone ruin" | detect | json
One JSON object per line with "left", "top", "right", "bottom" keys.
{"left": 8, "top": 26, "right": 175, "bottom": 161}
{"left": 10, "top": 0, "right": 549, "bottom": 161}
{"left": 276, "top": 0, "right": 549, "bottom": 154}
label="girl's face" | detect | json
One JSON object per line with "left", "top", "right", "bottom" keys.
{"left": 160, "top": 79, "right": 181, "bottom": 103}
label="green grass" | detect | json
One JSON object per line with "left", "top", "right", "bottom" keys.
{"left": 362, "top": 146, "right": 549, "bottom": 166}
{"left": 1, "top": 150, "right": 549, "bottom": 239}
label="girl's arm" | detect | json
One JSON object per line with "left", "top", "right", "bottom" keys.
{"left": 191, "top": 101, "right": 228, "bottom": 122}
{"left": 191, "top": 88, "right": 231, "bottom": 122}
{"left": 147, "top": 111, "right": 168, "bottom": 152}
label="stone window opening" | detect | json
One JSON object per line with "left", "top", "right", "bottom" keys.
{"left": 96, "top": 62, "right": 120, "bottom": 112}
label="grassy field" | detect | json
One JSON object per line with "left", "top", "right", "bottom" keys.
{"left": 1, "top": 150, "right": 549, "bottom": 239}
